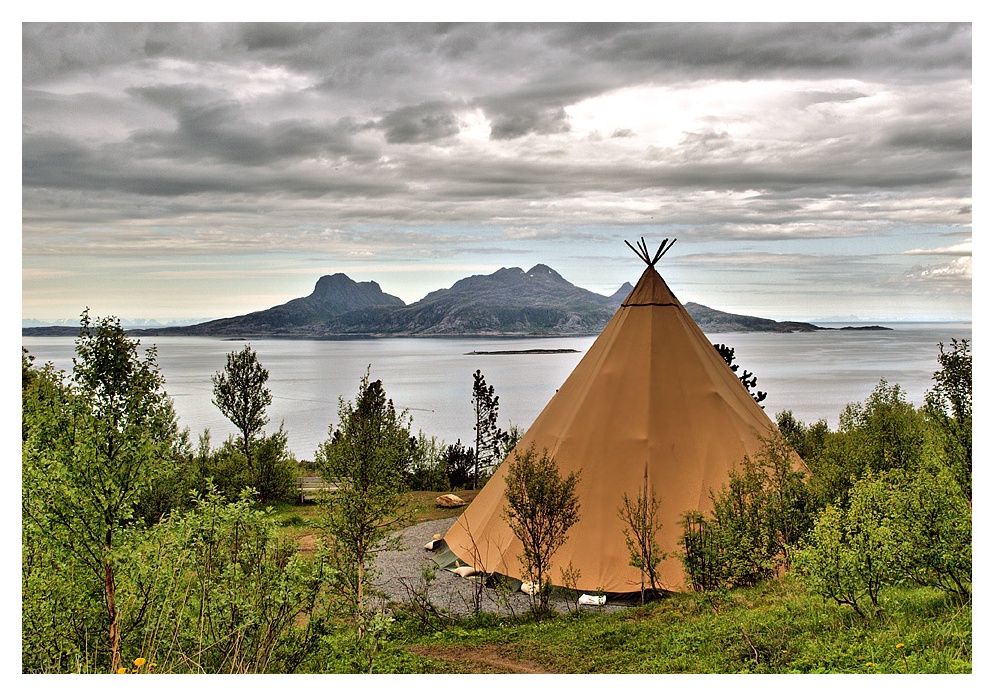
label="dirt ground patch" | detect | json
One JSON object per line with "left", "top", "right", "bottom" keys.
{"left": 406, "top": 644, "right": 551, "bottom": 674}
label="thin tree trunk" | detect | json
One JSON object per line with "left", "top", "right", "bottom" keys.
{"left": 105, "top": 551, "right": 121, "bottom": 673}
{"left": 357, "top": 559, "right": 366, "bottom": 639}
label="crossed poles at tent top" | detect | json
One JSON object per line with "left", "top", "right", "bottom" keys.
{"left": 625, "top": 237, "right": 676, "bottom": 267}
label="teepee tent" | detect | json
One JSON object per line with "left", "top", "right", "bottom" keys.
{"left": 439, "top": 239, "right": 801, "bottom": 594}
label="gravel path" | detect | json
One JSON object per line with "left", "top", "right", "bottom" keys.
{"left": 371, "top": 517, "right": 629, "bottom": 617}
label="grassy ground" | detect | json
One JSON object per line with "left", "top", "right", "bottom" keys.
{"left": 262, "top": 491, "right": 971, "bottom": 674}
{"left": 267, "top": 488, "right": 481, "bottom": 549}
{"left": 384, "top": 575, "right": 972, "bottom": 674}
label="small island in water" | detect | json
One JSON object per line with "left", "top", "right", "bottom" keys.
{"left": 465, "top": 348, "right": 581, "bottom": 355}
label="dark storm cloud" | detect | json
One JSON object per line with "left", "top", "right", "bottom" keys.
{"left": 883, "top": 126, "right": 973, "bottom": 152}
{"left": 488, "top": 107, "right": 571, "bottom": 140}
{"left": 377, "top": 102, "right": 463, "bottom": 144}
{"left": 131, "top": 100, "right": 369, "bottom": 166}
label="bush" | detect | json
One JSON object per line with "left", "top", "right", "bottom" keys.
{"left": 191, "top": 428, "right": 299, "bottom": 504}
{"left": 776, "top": 410, "right": 829, "bottom": 462}
{"left": 120, "top": 488, "right": 327, "bottom": 673}
{"left": 680, "top": 431, "right": 814, "bottom": 591}
{"left": 797, "top": 464, "right": 971, "bottom": 617}
{"left": 253, "top": 426, "right": 299, "bottom": 503}
{"left": 922, "top": 339, "right": 972, "bottom": 500}
{"left": 797, "top": 474, "right": 899, "bottom": 618}
{"left": 807, "top": 381, "right": 933, "bottom": 507}
{"left": 404, "top": 432, "right": 450, "bottom": 491}
{"left": 679, "top": 511, "right": 726, "bottom": 594}
{"left": 444, "top": 440, "right": 475, "bottom": 489}
{"left": 889, "top": 466, "right": 971, "bottom": 598}
{"left": 502, "top": 445, "right": 581, "bottom": 614}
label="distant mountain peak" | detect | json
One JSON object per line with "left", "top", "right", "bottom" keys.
{"left": 527, "top": 264, "right": 567, "bottom": 282}
{"left": 609, "top": 282, "right": 635, "bottom": 303}
{"left": 73, "top": 263, "right": 824, "bottom": 339}
{"left": 312, "top": 273, "right": 384, "bottom": 297}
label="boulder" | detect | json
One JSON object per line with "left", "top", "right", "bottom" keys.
{"left": 435, "top": 493, "right": 466, "bottom": 508}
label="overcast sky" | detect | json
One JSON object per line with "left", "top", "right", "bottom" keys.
{"left": 21, "top": 21, "right": 972, "bottom": 323}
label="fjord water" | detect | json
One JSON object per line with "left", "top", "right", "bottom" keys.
{"left": 22, "top": 322, "right": 971, "bottom": 460}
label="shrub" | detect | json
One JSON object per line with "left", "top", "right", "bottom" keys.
{"left": 922, "top": 339, "right": 972, "bottom": 500}
{"left": 404, "top": 432, "right": 450, "bottom": 491}
{"left": 679, "top": 431, "right": 814, "bottom": 591}
{"left": 502, "top": 445, "right": 581, "bottom": 614}
{"left": 253, "top": 426, "right": 299, "bottom": 503}
{"left": 776, "top": 410, "right": 830, "bottom": 462}
{"left": 618, "top": 472, "right": 666, "bottom": 602}
{"left": 121, "top": 488, "right": 327, "bottom": 673}
{"left": 889, "top": 466, "right": 971, "bottom": 598}
{"left": 444, "top": 440, "right": 475, "bottom": 489}
{"left": 798, "top": 474, "right": 901, "bottom": 618}
{"left": 807, "top": 381, "right": 933, "bottom": 507}
{"left": 679, "top": 511, "right": 726, "bottom": 594}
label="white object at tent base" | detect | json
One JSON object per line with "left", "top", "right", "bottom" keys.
{"left": 520, "top": 581, "right": 540, "bottom": 595}
{"left": 451, "top": 565, "right": 481, "bottom": 578}
{"left": 578, "top": 594, "right": 606, "bottom": 606}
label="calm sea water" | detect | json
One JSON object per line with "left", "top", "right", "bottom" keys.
{"left": 22, "top": 323, "right": 971, "bottom": 460}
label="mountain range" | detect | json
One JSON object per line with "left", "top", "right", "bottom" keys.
{"left": 23, "top": 265, "right": 842, "bottom": 338}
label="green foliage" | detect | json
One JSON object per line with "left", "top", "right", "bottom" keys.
{"left": 797, "top": 475, "right": 899, "bottom": 617}
{"left": 129, "top": 488, "right": 327, "bottom": 673}
{"left": 189, "top": 427, "right": 299, "bottom": 504}
{"left": 315, "top": 612, "right": 397, "bottom": 673}
{"left": 212, "top": 344, "right": 273, "bottom": 481}
{"left": 799, "top": 466, "right": 972, "bottom": 617}
{"left": 404, "top": 432, "right": 450, "bottom": 491}
{"left": 444, "top": 440, "right": 475, "bottom": 489}
{"left": 618, "top": 472, "right": 666, "bottom": 601}
{"left": 923, "top": 339, "right": 972, "bottom": 499}
{"left": 22, "top": 312, "right": 186, "bottom": 671}
{"left": 500, "top": 422, "right": 525, "bottom": 461}
{"left": 252, "top": 425, "right": 299, "bottom": 503}
{"left": 680, "top": 432, "right": 814, "bottom": 591}
{"left": 889, "top": 466, "right": 971, "bottom": 597}
{"left": 502, "top": 445, "right": 581, "bottom": 613}
{"left": 471, "top": 369, "right": 506, "bottom": 488}
{"left": 679, "top": 511, "right": 726, "bottom": 595}
{"left": 22, "top": 523, "right": 106, "bottom": 673}
{"left": 131, "top": 427, "right": 197, "bottom": 526}
{"left": 314, "top": 368, "right": 413, "bottom": 628}
{"left": 775, "top": 409, "right": 830, "bottom": 462}
{"left": 807, "top": 380, "right": 933, "bottom": 507}
{"left": 198, "top": 431, "right": 255, "bottom": 499}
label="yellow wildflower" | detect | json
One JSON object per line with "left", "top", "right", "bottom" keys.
{"left": 896, "top": 643, "right": 905, "bottom": 650}
{"left": 865, "top": 662, "right": 873, "bottom": 667}
{"left": 117, "top": 668, "right": 127, "bottom": 674}
{"left": 133, "top": 657, "right": 146, "bottom": 667}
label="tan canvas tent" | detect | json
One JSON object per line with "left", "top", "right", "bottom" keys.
{"left": 439, "top": 240, "right": 801, "bottom": 593}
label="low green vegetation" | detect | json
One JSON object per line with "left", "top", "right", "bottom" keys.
{"left": 21, "top": 317, "right": 971, "bottom": 674}
{"left": 387, "top": 575, "right": 970, "bottom": 674}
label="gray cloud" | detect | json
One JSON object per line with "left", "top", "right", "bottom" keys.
{"left": 21, "top": 22, "right": 972, "bottom": 321}
{"left": 377, "top": 101, "right": 463, "bottom": 144}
